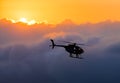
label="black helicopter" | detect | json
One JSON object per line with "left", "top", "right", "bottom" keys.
{"left": 50, "top": 39, "right": 85, "bottom": 59}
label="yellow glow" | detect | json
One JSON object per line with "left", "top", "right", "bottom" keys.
{"left": 28, "top": 20, "right": 36, "bottom": 25}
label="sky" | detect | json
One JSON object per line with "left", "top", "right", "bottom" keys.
{"left": 0, "top": 0, "right": 120, "bottom": 83}
{"left": 1, "top": 0, "right": 120, "bottom": 24}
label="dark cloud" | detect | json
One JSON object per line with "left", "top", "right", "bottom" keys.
{"left": 0, "top": 19, "right": 120, "bottom": 83}
{"left": 105, "top": 42, "right": 120, "bottom": 54}
{"left": 0, "top": 41, "right": 58, "bottom": 83}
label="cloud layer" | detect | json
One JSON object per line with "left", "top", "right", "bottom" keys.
{"left": 0, "top": 19, "right": 120, "bottom": 83}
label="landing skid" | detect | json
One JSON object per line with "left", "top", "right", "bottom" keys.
{"left": 70, "top": 56, "right": 84, "bottom": 59}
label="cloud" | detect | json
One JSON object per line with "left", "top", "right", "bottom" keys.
{"left": 0, "top": 19, "right": 120, "bottom": 83}
{"left": 105, "top": 42, "right": 120, "bottom": 55}
{"left": 0, "top": 40, "right": 58, "bottom": 83}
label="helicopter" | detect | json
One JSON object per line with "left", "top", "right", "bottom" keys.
{"left": 50, "top": 39, "right": 85, "bottom": 59}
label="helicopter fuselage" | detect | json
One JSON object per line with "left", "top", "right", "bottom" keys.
{"left": 54, "top": 44, "right": 84, "bottom": 55}
{"left": 50, "top": 39, "right": 84, "bottom": 58}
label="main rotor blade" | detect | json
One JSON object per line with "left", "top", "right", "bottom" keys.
{"left": 77, "top": 44, "right": 85, "bottom": 45}
{"left": 58, "top": 40, "right": 87, "bottom": 45}
{"left": 58, "top": 40, "right": 90, "bottom": 46}
{"left": 77, "top": 44, "right": 90, "bottom": 46}
{"left": 58, "top": 40, "right": 72, "bottom": 43}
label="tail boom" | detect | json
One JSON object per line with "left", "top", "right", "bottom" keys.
{"left": 50, "top": 39, "right": 65, "bottom": 49}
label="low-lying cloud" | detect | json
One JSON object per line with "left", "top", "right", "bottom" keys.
{"left": 0, "top": 19, "right": 120, "bottom": 83}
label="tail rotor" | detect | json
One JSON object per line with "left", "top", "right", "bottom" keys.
{"left": 50, "top": 39, "right": 55, "bottom": 49}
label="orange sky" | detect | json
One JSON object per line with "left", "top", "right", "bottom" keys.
{"left": 1, "top": 0, "right": 120, "bottom": 24}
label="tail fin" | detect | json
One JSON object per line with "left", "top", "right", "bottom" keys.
{"left": 50, "top": 39, "right": 55, "bottom": 49}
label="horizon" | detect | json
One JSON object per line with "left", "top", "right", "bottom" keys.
{"left": 0, "top": 18, "right": 119, "bottom": 25}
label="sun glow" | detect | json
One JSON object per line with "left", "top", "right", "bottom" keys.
{"left": 19, "top": 18, "right": 27, "bottom": 23}
{"left": 7, "top": 18, "right": 48, "bottom": 25}
{"left": 18, "top": 18, "right": 36, "bottom": 25}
